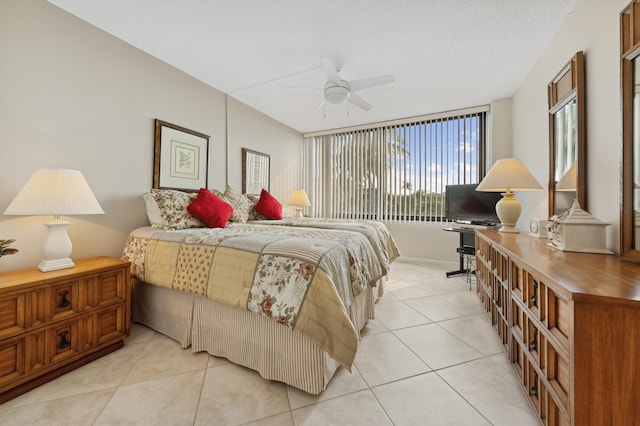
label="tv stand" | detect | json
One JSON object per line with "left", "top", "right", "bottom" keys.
{"left": 443, "top": 227, "right": 476, "bottom": 277}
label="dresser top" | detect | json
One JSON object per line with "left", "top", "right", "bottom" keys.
{"left": 478, "top": 230, "right": 640, "bottom": 303}
{"left": 0, "top": 257, "right": 130, "bottom": 291}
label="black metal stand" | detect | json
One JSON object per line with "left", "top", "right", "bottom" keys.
{"left": 443, "top": 227, "right": 476, "bottom": 277}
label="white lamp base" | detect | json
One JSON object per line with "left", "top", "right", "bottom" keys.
{"left": 294, "top": 207, "right": 303, "bottom": 218}
{"left": 496, "top": 191, "right": 522, "bottom": 233}
{"left": 39, "top": 219, "right": 75, "bottom": 272}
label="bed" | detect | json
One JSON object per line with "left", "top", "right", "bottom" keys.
{"left": 123, "top": 213, "right": 399, "bottom": 393}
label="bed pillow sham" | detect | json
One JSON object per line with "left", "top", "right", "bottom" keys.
{"left": 146, "top": 189, "right": 203, "bottom": 230}
{"left": 221, "top": 185, "right": 252, "bottom": 223}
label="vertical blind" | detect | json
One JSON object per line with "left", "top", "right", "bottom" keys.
{"left": 304, "top": 110, "right": 487, "bottom": 222}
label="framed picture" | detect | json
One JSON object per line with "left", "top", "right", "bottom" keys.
{"left": 242, "top": 148, "right": 270, "bottom": 195}
{"left": 153, "top": 119, "right": 210, "bottom": 191}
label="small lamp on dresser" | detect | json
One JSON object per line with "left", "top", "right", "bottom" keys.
{"left": 476, "top": 158, "right": 543, "bottom": 233}
{"left": 288, "top": 189, "right": 311, "bottom": 218}
{"left": 4, "top": 169, "right": 104, "bottom": 272}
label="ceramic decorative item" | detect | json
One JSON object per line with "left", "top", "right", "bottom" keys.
{"left": 547, "top": 200, "right": 612, "bottom": 254}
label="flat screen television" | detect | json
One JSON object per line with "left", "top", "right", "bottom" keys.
{"left": 445, "top": 183, "right": 502, "bottom": 224}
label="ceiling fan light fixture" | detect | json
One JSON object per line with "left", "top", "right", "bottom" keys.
{"left": 324, "top": 82, "right": 349, "bottom": 104}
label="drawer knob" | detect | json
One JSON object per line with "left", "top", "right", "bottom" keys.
{"left": 530, "top": 373, "right": 539, "bottom": 396}
{"left": 530, "top": 282, "right": 538, "bottom": 305}
{"left": 530, "top": 328, "right": 538, "bottom": 350}
{"left": 58, "top": 330, "right": 70, "bottom": 349}
{"left": 58, "top": 290, "right": 70, "bottom": 308}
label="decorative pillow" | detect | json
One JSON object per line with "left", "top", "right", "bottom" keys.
{"left": 221, "top": 185, "right": 251, "bottom": 223}
{"left": 254, "top": 189, "right": 283, "bottom": 220}
{"left": 142, "top": 192, "right": 163, "bottom": 228}
{"left": 187, "top": 188, "right": 233, "bottom": 228}
{"left": 223, "top": 185, "right": 243, "bottom": 202}
{"left": 149, "top": 189, "right": 202, "bottom": 230}
{"left": 243, "top": 193, "right": 265, "bottom": 220}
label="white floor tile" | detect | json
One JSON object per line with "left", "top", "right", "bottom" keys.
{"left": 194, "top": 363, "right": 290, "bottom": 425}
{"left": 0, "top": 389, "right": 113, "bottom": 425}
{"left": 374, "top": 300, "right": 431, "bottom": 330}
{"left": 394, "top": 323, "right": 484, "bottom": 369}
{"left": 437, "top": 357, "right": 540, "bottom": 426}
{"left": 438, "top": 313, "right": 504, "bottom": 355}
{"left": 95, "top": 370, "right": 204, "bottom": 425}
{"left": 373, "top": 372, "right": 491, "bottom": 425}
{"left": 354, "top": 331, "right": 430, "bottom": 387}
{"left": 292, "top": 389, "right": 392, "bottom": 426}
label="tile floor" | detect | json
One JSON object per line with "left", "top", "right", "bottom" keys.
{"left": 0, "top": 257, "right": 539, "bottom": 425}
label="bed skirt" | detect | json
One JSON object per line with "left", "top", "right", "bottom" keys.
{"left": 131, "top": 278, "right": 384, "bottom": 394}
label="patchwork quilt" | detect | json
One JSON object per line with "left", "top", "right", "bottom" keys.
{"left": 123, "top": 223, "right": 387, "bottom": 368}
{"left": 250, "top": 217, "right": 400, "bottom": 274}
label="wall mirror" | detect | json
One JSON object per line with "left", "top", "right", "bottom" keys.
{"left": 242, "top": 148, "right": 270, "bottom": 195}
{"left": 621, "top": 1, "right": 640, "bottom": 261}
{"left": 548, "top": 51, "right": 585, "bottom": 217}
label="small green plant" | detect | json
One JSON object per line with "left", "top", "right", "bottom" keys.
{"left": 0, "top": 239, "right": 18, "bottom": 257}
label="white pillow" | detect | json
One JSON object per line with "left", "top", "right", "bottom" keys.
{"left": 142, "top": 192, "right": 163, "bottom": 227}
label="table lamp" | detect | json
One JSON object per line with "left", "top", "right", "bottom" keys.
{"left": 4, "top": 169, "right": 104, "bottom": 272}
{"left": 476, "top": 158, "right": 542, "bottom": 233}
{"left": 287, "top": 189, "right": 311, "bottom": 218}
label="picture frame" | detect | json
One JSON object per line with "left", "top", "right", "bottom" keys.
{"left": 242, "top": 148, "right": 270, "bottom": 195}
{"left": 153, "top": 119, "right": 210, "bottom": 191}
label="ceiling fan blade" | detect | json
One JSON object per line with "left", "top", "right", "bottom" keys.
{"left": 349, "top": 74, "right": 395, "bottom": 92}
{"left": 322, "top": 57, "right": 341, "bottom": 84}
{"left": 282, "top": 86, "right": 323, "bottom": 90}
{"left": 348, "top": 93, "right": 372, "bottom": 111}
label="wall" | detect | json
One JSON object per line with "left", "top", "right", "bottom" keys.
{"left": 512, "top": 0, "right": 628, "bottom": 251}
{"left": 0, "top": 0, "right": 303, "bottom": 272}
{"left": 226, "top": 98, "right": 303, "bottom": 212}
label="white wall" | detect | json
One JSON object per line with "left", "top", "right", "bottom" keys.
{"left": 0, "top": 0, "right": 302, "bottom": 272}
{"left": 226, "top": 98, "right": 304, "bottom": 215}
{"left": 512, "top": 0, "right": 628, "bottom": 252}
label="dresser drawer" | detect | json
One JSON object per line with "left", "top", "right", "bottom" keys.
{"left": 0, "top": 336, "right": 26, "bottom": 391}
{"left": 547, "top": 289, "right": 570, "bottom": 351}
{"left": 546, "top": 341, "right": 570, "bottom": 410}
{"left": 0, "top": 294, "right": 27, "bottom": 339}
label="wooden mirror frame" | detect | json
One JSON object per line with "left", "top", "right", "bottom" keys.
{"left": 621, "top": 1, "right": 640, "bottom": 262}
{"left": 548, "top": 51, "right": 586, "bottom": 218}
{"left": 242, "top": 148, "right": 270, "bottom": 195}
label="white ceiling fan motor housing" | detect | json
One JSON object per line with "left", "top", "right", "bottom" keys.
{"left": 324, "top": 81, "right": 350, "bottom": 104}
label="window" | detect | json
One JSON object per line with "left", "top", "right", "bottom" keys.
{"left": 303, "top": 108, "right": 487, "bottom": 221}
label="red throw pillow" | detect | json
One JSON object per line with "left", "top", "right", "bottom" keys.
{"left": 187, "top": 188, "right": 233, "bottom": 228}
{"left": 254, "top": 189, "right": 282, "bottom": 220}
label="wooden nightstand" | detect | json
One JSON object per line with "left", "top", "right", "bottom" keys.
{"left": 0, "top": 256, "right": 131, "bottom": 403}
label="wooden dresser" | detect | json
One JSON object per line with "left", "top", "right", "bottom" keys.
{"left": 0, "top": 257, "right": 131, "bottom": 403}
{"left": 475, "top": 230, "right": 640, "bottom": 426}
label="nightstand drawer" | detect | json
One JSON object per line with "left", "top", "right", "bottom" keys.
{"left": 0, "top": 294, "right": 27, "bottom": 339}
{"left": 0, "top": 336, "right": 26, "bottom": 390}
{"left": 95, "top": 268, "right": 127, "bottom": 307}
{"left": 97, "top": 305, "right": 126, "bottom": 345}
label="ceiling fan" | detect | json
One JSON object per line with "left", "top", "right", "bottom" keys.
{"left": 291, "top": 58, "right": 395, "bottom": 113}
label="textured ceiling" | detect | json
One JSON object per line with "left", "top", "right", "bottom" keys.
{"left": 48, "top": 0, "right": 577, "bottom": 134}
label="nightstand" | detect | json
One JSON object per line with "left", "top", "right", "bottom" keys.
{"left": 0, "top": 256, "right": 131, "bottom": 403}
